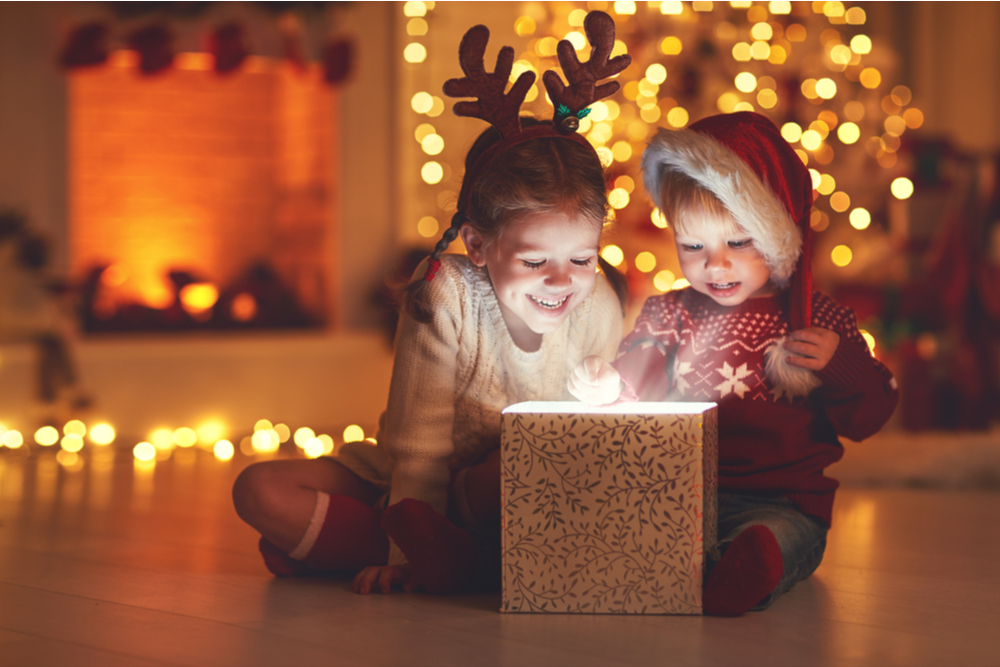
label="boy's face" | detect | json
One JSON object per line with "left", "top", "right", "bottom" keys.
{"left": 673, "top": 209, "right": 775, "bottom": 306}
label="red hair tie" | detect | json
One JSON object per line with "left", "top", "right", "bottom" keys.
{"left": 424, "top": 257, "right": 442, "bottom": 282}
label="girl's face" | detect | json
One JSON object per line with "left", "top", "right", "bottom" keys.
{"left": 461, "top": 210, "right": 601, "bottom": 351}
{"left": 673, "top": 209, "right": 774, "bottom": 306}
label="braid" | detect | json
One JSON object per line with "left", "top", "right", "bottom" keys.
{"left": 403, "top": 211, "right": 468, "bottom": 323}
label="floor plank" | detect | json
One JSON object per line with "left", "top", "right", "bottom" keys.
{"left": 3, "top": 448, "right": 1000, "bottom": 667}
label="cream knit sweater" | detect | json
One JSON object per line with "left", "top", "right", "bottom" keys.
{"left": 336, "top": 254, "right": 623, "bottom": 564}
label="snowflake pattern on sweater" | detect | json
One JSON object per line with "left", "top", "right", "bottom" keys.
{"left": 615, "top": 287, "right": 898, "bottom": 526}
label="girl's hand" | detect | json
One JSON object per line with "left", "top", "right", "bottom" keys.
{"left": 353, "top": 563, "right": 419, "bottom": 595}
{"left": 568, "top": 355, "right": 621, "bottom": 405}
{"left": 783, "top": 327, "right": 840, "bottom": 372}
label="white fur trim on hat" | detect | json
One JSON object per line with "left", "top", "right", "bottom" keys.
{"left": 642, "top": 128, "right": 802, "bottom": 286}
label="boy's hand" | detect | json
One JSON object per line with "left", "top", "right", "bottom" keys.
{"left": 568, "top": 355, "right": 622, "bottom": 405}
{"left": 353, "top": 563, "right": 419, "bottom": 595}
{"left": 783, "top": 327, "right": 840, "bottom": 372}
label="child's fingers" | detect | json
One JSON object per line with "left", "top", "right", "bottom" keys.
{"left": 583, "top": 356, "right": 605, "bottom": 383}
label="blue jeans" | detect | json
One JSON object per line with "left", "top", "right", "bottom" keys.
{"left": 708, "top": 493, "right": 828, "bottom": 610}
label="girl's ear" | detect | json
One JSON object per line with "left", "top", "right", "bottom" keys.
{"left": 459, "top": 224, "right": 488, "bottom": 267}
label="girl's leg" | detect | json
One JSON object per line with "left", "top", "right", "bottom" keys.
{"left": 380, "top": 448, "right": 502, "bottom": 594}
{"left": 232, "top": 458, "right": 388, "bottom": 574}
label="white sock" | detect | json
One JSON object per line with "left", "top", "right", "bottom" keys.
{"left": 288, "top": 491, "right": 330, "bottom": 560}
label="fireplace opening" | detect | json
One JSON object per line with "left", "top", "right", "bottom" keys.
{"left": 69, "top": 51, "right": 336, "bottom": 332}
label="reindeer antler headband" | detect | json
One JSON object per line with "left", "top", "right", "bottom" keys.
{"left": 421, "top": 11, "right": 630, "bottom": 284}
{"left": 444, "top": 10, "right": 631, "bottom": 212}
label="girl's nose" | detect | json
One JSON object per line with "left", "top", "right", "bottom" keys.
{"left": 545, "top": 264, "right": 572, "bottom": 287}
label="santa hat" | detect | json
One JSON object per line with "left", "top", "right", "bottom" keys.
{"left": 642, "top": 111, "right": 819, "bottom": 396}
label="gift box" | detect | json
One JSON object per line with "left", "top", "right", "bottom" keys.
{"left": 501, "top": 401, "right": 717, "bottom": 614}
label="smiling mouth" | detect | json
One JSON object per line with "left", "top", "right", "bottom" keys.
{"left": 709, "top": 282, "right": 739, "bottom": 290}
{"left": 528, "top": 295, "right": 570, "bottom": 310}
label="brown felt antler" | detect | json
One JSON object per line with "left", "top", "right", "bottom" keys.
{"left": 442, "top": 25, "right": 536, "bottom": 139}
{"left": 543, "top": 11, "right": 632, "bottom": 118}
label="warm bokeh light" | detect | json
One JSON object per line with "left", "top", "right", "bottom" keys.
{"left": 646, "top": 63, "right": 667, "bottom": 85}
{"left": 781, "top": 122, "right": 803, "bottom": 143}
{"left": 407, "top": 18, "right": 428, "bottom": 36}
{"left": 830, "top": 192, "right": 851, "bottom": 213}
{"left": 230, "top": 293, "right": 257, "bottom": 322}
{"left": 151, "top": 428, "right": 174, "bottom": 451}
{"left": 179, "top": 283, "right": 219, "bottom": 314}
{"left": 859, "top": 68, "right": 881, "bottom": 89}
{"left": 903, "top": 108, "right": 924, "bottom": 129}
{"left": 601, "top": 245, "right": 625, "bottom": 267}
{"left": 891, "top": 177, "right": 914, "bottom": 200}
{"left": 252, "top": 429, "right": 279, "bottom": 454}
{"left": 61, "top": 434, "right": 84, "bottom": 453}
{"left": 769, "top": 1, "right": 791, "bottom": 14}
{"left": 417, "top": 216, "right": 439, "bottom": 238}
{"left": 421, "top": 161, "right": 444, "bottom": 185}
{"left": 837, "top": 122, "right": 860, "bottom": 144}
{"left": 274, "top": 424, "right": 291, "bottom": 443}
{"left": 303, "top": 437, "right": 325, "bottom": 458}
{"left": 64, "top": 419, "right": 87, "bottom": 437}
{"left": 831, "top": 245, "right": 853, "bottom": 267}
{"left": 319, "top": 435, "right": 335, "bottom": 455}
{"left": 35, "top": 426, "right": 59, "bottom": 446}
{"left": 89, "top": 423, "right": 116, "bottom": 446}
{"left": 815, "top": 78, "right": 837, "bottom": 99}
{"left": 173, "top": 427, "right": 197, "bottom": 448}
{"left": 735, "top": 72, "right": 757, "bottom": 93}
{"left": 403, "top": 43, "right": 427, "bottom": 64}
{"left": 634, "top": 251, "right": 657, "bottom": 273}
{"left": 850, "top": 35, "right": 872, "bottom": 54}
{"left": 651, "top": 208, "right": 668, "bottom": 229}
{"left": 343, "top": 424, "right": 365, "bottom": 442}
{"left": 609, "top": 188, "right": 630, "bottom": 209}
{"left": 653, "top": 270, "right": 676, "bottom": 292}
{"left": 660, "top": 36, "right": 682, "bottom": 55}
{"left": 196, "top": 421, "right": 225, "bottom": 446}
{"left": 850, "top": 208, "right": 872, "bottom": 230}
{"left": 411, "top": 92, "right": 433, "bottom": 114}
{"left": 213, "top": 439, "right": 235, "bottom": 461}
{"left": 818, "top": 174, "right": 836, "bottom": 196}
{"left": 403, "top": 1, "right": 426, "bottom": 17}
{"left": 254, "top": 419, "right": 273, "bottom": 432}
{"left": 133, "top": 441, "right": 156, "bottom": 461}
{"left": 672, "top": 278, "right": 691, "bottom": 290}
{"left": 294, "top": 427, "right": 316, "bottom": 447}
{"left": 515, "top": 16, "right": 536, "bottom": 36}
{"left": 2, "top": 430, "right": 23, "bottom": 449}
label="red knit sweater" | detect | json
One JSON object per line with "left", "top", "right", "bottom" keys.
{"left": 614, "top": 288, "right": 899, "bottom": 526}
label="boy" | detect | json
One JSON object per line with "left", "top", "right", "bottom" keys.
{"left": 569, "top": 112, "right": 898, "bottom": 615}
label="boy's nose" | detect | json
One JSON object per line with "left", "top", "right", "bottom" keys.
{"left": 705, "top": 248, "right": 732, "bottom": 270}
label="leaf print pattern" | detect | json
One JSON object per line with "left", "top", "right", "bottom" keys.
{"left": 501, "top": 406, "right": 718, "bottom": 614}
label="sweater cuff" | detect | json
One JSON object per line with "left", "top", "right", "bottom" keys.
{"left": 815, "top": 338, "right": 875, "bottom": 391}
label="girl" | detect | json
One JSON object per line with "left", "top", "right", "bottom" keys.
{"left": 233, "top": 12, "right": 631, "bottom": 596}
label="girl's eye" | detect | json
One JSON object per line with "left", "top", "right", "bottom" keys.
{"left": 571, "top": 258, "right": 594, "bottom": 267}
{"left": 729, "top": 239, "right": 753, "bottom": 249}
{"left": 522, "top": 260, "right": 544, "bottom": 269}
{"left": 681, "top": 244, "right": 703, "bottom": 252}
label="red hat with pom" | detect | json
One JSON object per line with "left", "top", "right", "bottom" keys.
{"left": 642, "top": 111, "right": 818, "bottom": 395}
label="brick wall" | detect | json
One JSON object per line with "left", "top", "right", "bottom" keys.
{"left": 69, "top": 53, "right": 335, "bottom": 321}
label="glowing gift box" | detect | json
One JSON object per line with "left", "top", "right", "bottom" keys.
{"left": 501, "top": 401, "right": 717, "bottom": 614}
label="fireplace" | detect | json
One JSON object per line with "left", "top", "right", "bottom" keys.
{"left": 68, "top": 51, "right": 337, "bottom": 332}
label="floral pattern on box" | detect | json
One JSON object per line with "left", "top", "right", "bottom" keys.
{"left": 501, "top": 404, "right": 717, "bottom": 614}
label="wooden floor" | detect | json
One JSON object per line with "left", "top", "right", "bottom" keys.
{"left": 2, "top": 446, "right": 1000, "bottom": 667}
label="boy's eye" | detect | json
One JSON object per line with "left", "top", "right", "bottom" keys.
{"left": 571, "top": 257, "right": 594, "bottom": 267}
{"left": 680, "top": 244, "right": 703, "bottom": 252}
{"left": 729, "top": 239, "right": 753, "bottom": 249}
{"left": 522, "top": 260, "right": 544, "bottom": 269}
